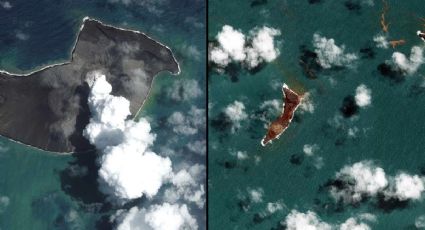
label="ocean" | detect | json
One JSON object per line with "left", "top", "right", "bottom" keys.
{"left": 0, "top": 0, "right": 205, "bottom": 229}
{"left": 208, "top": 0, "right": 425, "bottom": 229}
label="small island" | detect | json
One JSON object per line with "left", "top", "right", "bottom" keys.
{"left": 0, "top": 17, "right": 179, "bottom": 153}
{"left": 261, "top": 84, "right": 302, "bottom": 146}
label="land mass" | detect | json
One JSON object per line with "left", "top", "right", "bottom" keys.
{"left": 261, "top": 84, "right": 302, "bottom": 146}
{"left": 0, "top": 17, "right": 179, "bottom": 153}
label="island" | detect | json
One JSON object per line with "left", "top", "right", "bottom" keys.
{"left": 261, "top": 84, "right": 302, "bottom": 146}
{"left": 0, "top": 17, "right": 180, "bottom": 153}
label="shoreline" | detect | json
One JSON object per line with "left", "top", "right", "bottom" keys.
{"left": 0, "top": 16, "right": 180, "bottom": 77}
{"left": 261, "top": 84, "right": 303, "bottom": 147}
{"left": 0, "top": 16, "right": 181, "bottom": 155}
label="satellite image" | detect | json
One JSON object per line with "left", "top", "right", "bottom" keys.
{"left": 0, "top": 0, "right": 205, "bottom": 229}
{"left": 209, "top": 0, "right": 425, "bottom": 229}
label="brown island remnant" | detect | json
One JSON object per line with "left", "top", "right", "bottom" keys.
{"left": 261, "top": 84, "right": 303, "bottom": 146}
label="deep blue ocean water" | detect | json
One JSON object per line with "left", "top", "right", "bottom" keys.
{"left": 209, "top": 0, "right": 425, "bottom": 229}
{"left": 0, "top": 0, "right": 205, "bottom": 229}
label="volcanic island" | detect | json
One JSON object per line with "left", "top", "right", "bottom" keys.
{"left": 261, "top": 84, "right": 303, "bottom": 146}
{"left": 0, "top": 17, "right": 179, "bottom": 153}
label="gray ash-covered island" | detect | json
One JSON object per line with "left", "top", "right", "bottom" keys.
{"left": 0, "top": 17, "right": 180, "bottom": 153}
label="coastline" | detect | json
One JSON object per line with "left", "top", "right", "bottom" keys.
{"left": 0, "top": 16, "right": 180, "bottom": 155}
{"left": 261, "top": 84, "right": 303, "bottom": 147}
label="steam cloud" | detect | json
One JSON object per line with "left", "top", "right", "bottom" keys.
{"left": 84, "top": 74, "right": 172, "bottom": 200}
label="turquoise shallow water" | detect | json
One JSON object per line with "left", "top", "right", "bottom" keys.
{"left": 0, "top": 0, "right": 205, "bottom": 229}
{"left": 209, "top": 0, "right": 425, "bottom": 229}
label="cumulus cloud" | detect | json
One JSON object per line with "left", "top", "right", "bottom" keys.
{"left": 416, "top": 215, "right": 425, "bottom": 229}
{"left": 303, "top": 144, "right": 319, "bottom": 156}
{"left": 164, "top": 164, "right": 206, "bottom": 208}
{"left": 354, "top": 84, "right": 371, "bottom": 107}
{"left": 224, "top": 100, "right": 248, "bottom": 132}
{"left": 15, "top": 30, "right": 29, "bottom": 41}
{"left": 330, "top": 161, "right": 388, "bottom": 203}
{"left": 84, "top": 74, "right": 172, "bottom": 200}
{"left": 265, "top": 201, "right": 285, "bottom": 214}
{"left": 0, "top": 195, "right": 9, "bottom": 213}
{"left": 385, "top": 173, "right": 425, "bottom": 201}
{"left": 209, "top": 25, "right": 281, "bottom": 69}
{"left": 340, "top": 218, "right": 371, "bottom": 230}
{"left": 391, "top": 46, "right": 424, "bottom": 75}
{"left": 167, "top": 106, "right": 205, "bottom": 135}
{"left": 0, "top": 1, "right": 12, "bottom": 9}
{"left": 284, "top": 210, "right": 332, "bottom": 230}
{"left": 312, "top": 33, "right": 358, "bottom": 69}
{"left": 284, "top": 210, "right": 374, "bottom": 230}
{"left": 298, "top": 92, "right": 315, "bottom": 114}
{"left": 117, "top": 203, "right": 197, "bottom": 230}
{"left": 248, "top": 187, "right": 264, "bottom": 203}
{"left": 373, "top": 34, "right": 389, "bottom": 49}
{"left": 186, "top": 140, "right": 206, "bottom": 156}
{"left": 245, "top": 26, "right": 282, "bottom": 68}
{"left": 232, "top": 150, "right": 248, "bottom": 160}
{"left": 167, "top": 79, "right": 202, "bottom": 102}
{"left": 330, "top": 161, "right": 425, "bottom": 204}
{"left": 180, "top": 44, "right": 202, "bottom": 61}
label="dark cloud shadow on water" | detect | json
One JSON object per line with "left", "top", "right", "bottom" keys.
{"left": 344, "top": 0, "right": 362, "bottom": 14}
{"left": 359, "top": 46, "right": 376, "bottom": 59}
{"left": 59, "top": 151, "right": 111, "bottom": 211}
{"left": 374, "top": 193, "right": 410, "bottom": 213}
{"left": 376, "top": 63, "right": 404, "bottom": 83}
{"left": 308, "top": 0, "right": 323, "bottom": 4}
{"left": 340, "top": 95, "right": 359, "bottom": 118}
{"left": 250, "top": 0, "right": 268, "bottom": 7}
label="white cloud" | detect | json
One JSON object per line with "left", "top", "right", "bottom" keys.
{"left": 215, "top": 25, "right": 247, "bottom": 62}
{"left": 209, "top": 25, "right": 281, "bottom": 69}
{"left": 330, "top": 161, "right": 388, "bottom": 203}
{"left": 167, "top": 79, "right": 202, "bottom": 101}
{"left": 117, "top": 203, "right": 198, "bottom": 230}
{"left": 373, "top": 34, "right": 389, "bottom": 49}
{"left": 340, "top": 218, "right": 371, "bottom": 230}
{"left": 284, "top": 210, "right": 374, "bottom": 230}
{"left": 299, "top": 92, "right": 315, "bottom": 114}
{"left": 168, "top": 106, "right": 205, "bottom": 135}
{"left": 84, "top": 74, "right": 172, "bottom": 200}
{"left": 391, "top": 46, "right": 424, "bottom": 75}
{"left": 284, "top": 210, "right": 332, "bottom": 230}
{"left": 312, "top": 33, "right": 358, "bottom": 69}
{"left": 235, "top": 151, "right": 249, "bottom": 160}
{"left": 385, "top": 173, "right": 425, "bottom": 201}
{"left": 186, "top": 140, "right": 206, "bottom": 156}
{"left": 265, "top": 201, "right": 285, "bottom": 214}
{"left": 248, "top": 187, "right": 264, "bottom": 203}
{"left": 331, "top": 161, "right": 425, "bottom": 203}
{"left": 416, "top": 215, "right": 425, "bottom": 229}
{"left": 0, "top": 195, "right": 9, "bottom": 213}
{"left": 303, "top": 144, "right": 319, "bottom": 156}
{"left": 245, "top": 26, "right": 281, "bottom": 68}
{"left": 180, "top": 44, "right": 202, "bottom": 61}
{"left": 15, "top": 31, "right": 29, "bottom": 41}
{"left": 260, "top": 99, "right": 281, "bottom": 113}
{"left": 355, "top": 84, "right": 372, "bottom": 107}
{"left": 164, "top": 164, "right": 206, "bottom": 208}
{"left": 224, "top": 100, "right": 248, "bottom": 132}
{"left": 0, "top": 1, "right": 12, "bottom": 9}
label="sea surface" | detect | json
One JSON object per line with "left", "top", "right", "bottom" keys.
{"left": 209, "top": 0, "right": 425, "bottom": 229}
{"left": 0, "top": 0, "right": 205, "bottom": 229}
